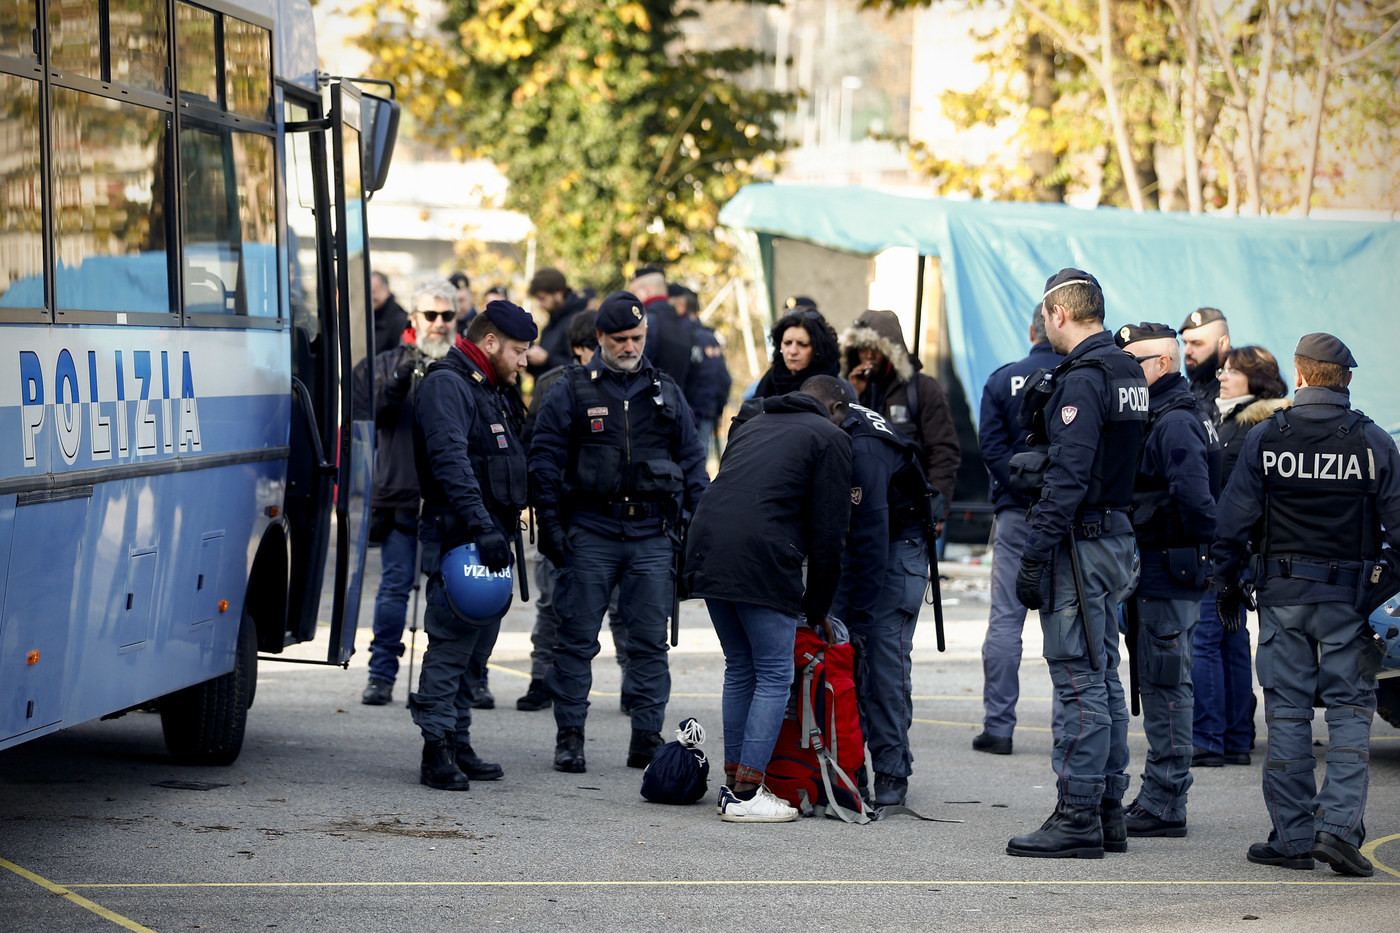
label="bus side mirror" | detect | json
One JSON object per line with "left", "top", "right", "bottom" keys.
{"left": 361, "top": 93, "right": 399, "bottom": 194}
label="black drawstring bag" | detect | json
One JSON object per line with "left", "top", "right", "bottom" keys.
{"left": 640, "top": 718, "right": 709, "bottom": 804}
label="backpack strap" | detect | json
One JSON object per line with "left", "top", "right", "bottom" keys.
{"left": 869, "top": 804, "right": 964, "bottom": 823}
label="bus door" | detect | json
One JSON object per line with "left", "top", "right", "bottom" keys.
{"left": 326, "top": 80, "right": 374, "bottom": 665}
{"left": 283, "top": 80, "right": 392, "bottom": 664}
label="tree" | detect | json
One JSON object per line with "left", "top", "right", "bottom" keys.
{"left": 354, "top": 0, "right": 791, "bottom": 286}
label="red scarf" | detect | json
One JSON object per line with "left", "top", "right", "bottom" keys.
{"left": 455, "top": 335, "right": 498, "bottom": 386}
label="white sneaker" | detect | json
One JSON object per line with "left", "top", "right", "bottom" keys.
{"left": 718, "top": 784, "right": 799, "bottom": 823}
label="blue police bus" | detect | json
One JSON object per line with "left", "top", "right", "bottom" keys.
{"left": 0, "top": 0, "right": 398, "bottom": 763}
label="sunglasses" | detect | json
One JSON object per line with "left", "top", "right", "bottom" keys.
{"left": 1132, "top": 353, "right": 1163, "bottom": 363}
{"left": 418, "top": 310, "right": 456, "bottom": 323}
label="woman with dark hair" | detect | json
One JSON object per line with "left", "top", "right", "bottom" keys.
{"left": 752, "top": 308, "right": 843, "bottom": 399}
{"left": 1192, "top": 344, "right": 1290, "bottom": 770}
{"left": 1215, "top": 345, "right": 1291, "bottom": 479}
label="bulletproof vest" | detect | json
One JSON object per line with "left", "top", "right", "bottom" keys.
{"left": 434, "top": 359, "right": 529, "bottom": 517}
{"left": 848, "top": 403, "right": 934, "bottom": 534}
{"left": 1132, "top": 391, "right": 1222, "bottom": 548}
{"left": 1257, "top": 408, "right": 1380, "bottom": 561}
{"left": 564, "top": 364, "right": 686, "bottom": 502}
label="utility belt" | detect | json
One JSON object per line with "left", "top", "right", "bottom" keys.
{"left": 572, "top": 498, "right": 666, "bottom": 522}
{"left": 1071, "top": 508, "right": 1131, "bottom": 540}
{"left": 1251, "top": 553, "right": 1361, "bottom": 588}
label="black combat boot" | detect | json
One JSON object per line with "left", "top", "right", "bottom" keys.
{"left": 1006, "top": 801, "right": 1105, "bottom": 859}
{"left": 1124, "top": 801, "right": 1187, "bottom": 837}
{"left": 1100, "top": 798, "right": 1127, "bottom": 853}
{"left": 873, "top": 773, "right": 908, "bottom": 807}
{"left": 454, "top": 737, "right": 504, "bottom": 781}
{"left": 554, "top": 726, "right": 586, "bottom": 773}
{"left": 420, "top": 737, "right": 471, "bottom": 791}
{"left": 516, "top": 679, "right": 552, "bottom": 711}
{"left": 626, "top": 729, "right": 665, "bottom": 769}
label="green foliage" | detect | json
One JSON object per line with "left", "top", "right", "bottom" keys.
{"left": 355, "top": 0, "right": 791, "bottom": 288}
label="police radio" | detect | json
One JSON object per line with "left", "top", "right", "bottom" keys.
{"left": 1007, "top": 368, "right": 1055, "bottom": 500}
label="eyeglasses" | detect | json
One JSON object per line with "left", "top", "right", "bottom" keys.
{"left": 1216, "top": 367, "right": 1238, "bottom": 377}
{"left": 1133, "top": 354, "right": 1162, "bottom": 364}
{"left": 418, "top": 310, "right": 456, "bottom": 323}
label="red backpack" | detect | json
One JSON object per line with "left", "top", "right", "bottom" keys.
{"left": 765, "top": 625, "right": 871, "bottom": 823}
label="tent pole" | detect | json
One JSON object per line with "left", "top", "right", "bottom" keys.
{"left": 912, "top": 254, "right": 926, "bottom": 364}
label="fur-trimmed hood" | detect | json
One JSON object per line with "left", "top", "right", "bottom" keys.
{"left": 839, "top": 310, "right": 917, "bottom": 383}
{"left": 1230, "top": 396, "right": 1292, "bottom": 426}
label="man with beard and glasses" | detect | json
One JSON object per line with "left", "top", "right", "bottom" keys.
{"left": 528, "top": 291, "right": 709, "bottom": 774}
{"left": 409, "top": 300, "right": 538, "bottom": 790}
{"left": 1179, "top": 307, "right": 1231, "bottom": 407}
{"left": 360, "top": 278, "right": 459, "bottom": 707}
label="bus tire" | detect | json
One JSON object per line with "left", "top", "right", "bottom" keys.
{"left": 159, "top": 608, "right": 257, "bottom": 765}
{"left": 1379, "top": 679, "right": 1400, "bottom": 730}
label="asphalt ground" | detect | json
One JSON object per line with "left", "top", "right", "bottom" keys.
{"left": 2, "top": 552, "right": 1398, "bottom": 933}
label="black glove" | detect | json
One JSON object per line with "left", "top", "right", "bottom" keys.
{"left": 473, "top": 528, "right": 512, "bottom": 573}
{"left": 538, "top": 517, "right": 569, "bottom": 569}
{"left": 1016, "top": 558, "right": 1051, "bottom": 610}
{"left": 1216, "top": 581, "right": 1254, "bottom": 634}
{"left": 393, "top": 356, "right": 417, "bottom": 382}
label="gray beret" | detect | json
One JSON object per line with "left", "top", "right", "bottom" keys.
{"left": 1294, "top": 332, "right": 1357, "bottom": 368}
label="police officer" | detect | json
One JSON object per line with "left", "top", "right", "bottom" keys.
{"left": 805, "top": 375, "right": 934, "bottom": 808}
{"left": 410, "top": 300, "right": 538, "bottom": 790}
{"left": 973, "top": 306, "right": 1064, "bottom": 755}
{"left": 1179, "top": 307, "right": 1231, "bottom": 407}
{"left": 1115, "top": 322, "right": 1219, "bottom": 838}
{"left": 1213, "top": 333, "right": 1400, "bottom": 877}
{"left": 528, "top": 291, "right": 709, "bottom": 774}
{"left": 1006, "top": 269, "right": 1148, "bottom": 860}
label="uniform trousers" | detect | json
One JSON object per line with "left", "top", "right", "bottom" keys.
{"left": 1256, "top": 601, "right": 1377, "bottom": 854}
{"left": 549, "top": 527, "right": 673, "bottom": 734}
{"left": 408, "top": 573, "right": 508, "bottom": 742}
{"left": 1039, "top": 533, "right": 1135, "bottom": 807}
{"left": 1133, "top": 596, "right": 1198, "bottom": 821}
{"left": 530, "top": 552, "right": 628, "bottom": 681}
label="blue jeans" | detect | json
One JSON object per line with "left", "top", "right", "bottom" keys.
{"left": 1191, "top": 591, "right": 1254, "bottom": 755}
{"left": 548, "top": 527, "right": 673, "bottom": 733}
{"left": 369, "top": 527, "right": 417, "bottom": 685}
{"left": 706, "top": 599, "right": 799, "bottom": 774}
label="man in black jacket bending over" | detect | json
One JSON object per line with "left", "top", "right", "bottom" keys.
{"left": 685, "top": 387, "right": 852, "bottom": 822}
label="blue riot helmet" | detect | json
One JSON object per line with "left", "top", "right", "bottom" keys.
{"left": 440, "top": 542, "right": 513, "bottom": 622}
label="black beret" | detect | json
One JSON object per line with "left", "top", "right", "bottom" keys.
{"left": 1041, "top": 268, "right": 1101, "bottom": 304}
{"left": 1114, "top": 321, "right": 1177, "bottom": 349}
{"left": 1294, "top": 332, "right": 1357, "bottom": 368}
{"left": 595, "top": 290, "right": 647, "bottom": 334}
{"left": 1180, "top": 307, "right": 1226, "bottom": 331}
{"left": 785, "top": 295, "right": 818, "bottom": 310}
{"left": 482, "top": 300, "right": 538, "bottom": 341}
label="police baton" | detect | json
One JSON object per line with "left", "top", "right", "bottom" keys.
{"left": 928, "top": 535, "right": 946, "bottom": 653}
{"left": 1065, "top": 534, "right": 1101, "bottom": 672}
{"left": 667, "top": 520, "right": 685, "bottom": 648}
{"left": 513, "top": 520, "right": 530, "bottom": 602}
{"left": 1122, "top": 593, "right": 1141, "bottom": 716}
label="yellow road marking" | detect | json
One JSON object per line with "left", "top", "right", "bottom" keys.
{"left": 0, "top": 858, "right": 159, "bottom": 932}
{"left": 1360, "top": 832, "right": 1400, "bottom": 880}
{"left": 58, "top": 879, "right": 1396, "bottom": 889}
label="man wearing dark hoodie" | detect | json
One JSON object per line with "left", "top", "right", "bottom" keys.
{"left": 841, "top": 310, "right": 961, "bottom": 521}
{"left": 685, "top": 386, "right": 852, "bottom": 821}
{"left": 526, "top": 267, "right": 591, "bottom": 378}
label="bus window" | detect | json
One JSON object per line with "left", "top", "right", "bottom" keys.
{"left": 175, "top": 1, "right": 218, "bottom": 106}
{"left": 0, "top": 73, "right": 44, "bottom": 310}
{"left": 109, "top": 0, "right": 168, "bottom": 93}
{"left": 224, "top": 16, "right": 272, "bottom": 121}
{"left": 2, "top": 0, "right": 38, "bottom": 60}
{"left": 179, "top": 122, "right": 278, "bottom": 317}
{"left": 51, "top": 87, "right": 171, "bottom": 315}
{"left": 47, "top": 0, "right": 101, "bottom": 80}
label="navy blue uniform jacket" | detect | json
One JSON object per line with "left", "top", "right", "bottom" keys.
{"left": 979, "top": 341, "right": 1062, "bottom": 513}
{"left": 1135, "top": 373, "right": 1216, "bottom": 599}
{"left": 528, "top": 355, "right": 709, "bottom": 539}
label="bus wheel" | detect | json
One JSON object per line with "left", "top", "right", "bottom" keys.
{"left": 159, "top": 608, "right": 258, "bottom": 765}
{"left": 1379, "top": 679, "right": 1400, "bottom": 730}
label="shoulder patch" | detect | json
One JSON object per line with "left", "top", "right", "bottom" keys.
{"left": 851, "top": 487, "right": 863, "bottom": 505}
{"left": 1061, "top": 406, "right": 1079, "bottom": 425}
